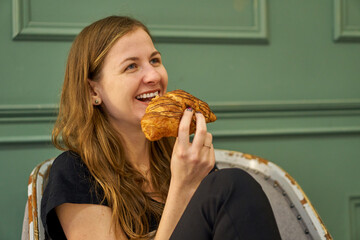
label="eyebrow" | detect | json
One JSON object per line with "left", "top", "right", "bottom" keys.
{"left": 150, "top": 51, "right": 161, "bottom": 58}
{"left": 120, "top": 51, "right": 161, "bottom": 65}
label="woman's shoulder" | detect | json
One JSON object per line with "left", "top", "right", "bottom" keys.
{"left": 52, "top": 150, "right": 81, "bottom": 167}
{"left": 51, "top": 150, "right": 88, "bottom": 176}
{"left": 43, "top": 150, "right": 105, "bottom": 207}
{"left": 41, "top": 151, "right": 106, "bottom": 239}
{"left": 46, "top": 150, "right": 98, "bottom": 198}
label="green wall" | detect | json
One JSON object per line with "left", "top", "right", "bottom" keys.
{"left": 1, "top": 0, "right": 360, "bottom": 239}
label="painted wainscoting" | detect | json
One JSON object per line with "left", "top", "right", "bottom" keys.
{"left": 1, "top": 0, "right": 360, "bottom": 239}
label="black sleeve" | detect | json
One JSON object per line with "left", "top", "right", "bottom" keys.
{"left": 40, "top": 151, "right": 107, "bottom": 240}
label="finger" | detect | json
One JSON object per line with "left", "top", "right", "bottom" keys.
{"left": 208, "top": 147, "right": 216, "bottom": 168}
{"left": 177, "top": 107, "right": 194, "bottom": 146}
{"left": 192, "top": 112, "right": 207, "bottom": 149}
{"left": 202, "top": 133, "right": 213, "bottom": 149}
{"left": 173, "top": 138, "right": 179, "bottom": 150}
{"left": 202, "top": 144, "right": 216, "bottom": 174}
{"left": 205, "top": 142, "right": 215, "bottom": 160}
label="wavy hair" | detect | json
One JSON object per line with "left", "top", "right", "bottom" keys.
{"left": 52, "top": 16, "right": 174, "bottom": 239}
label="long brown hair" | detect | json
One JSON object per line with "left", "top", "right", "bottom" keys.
{"left": 52, "top": 16, "right": 174, "bottom": 239}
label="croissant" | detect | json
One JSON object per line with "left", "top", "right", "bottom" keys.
{"left": 141, "top": 89, "right": 217, "bottom": 141}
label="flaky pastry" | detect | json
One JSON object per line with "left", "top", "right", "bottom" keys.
{"left": 141, "top": 89, "right": 217, "bottom": 141}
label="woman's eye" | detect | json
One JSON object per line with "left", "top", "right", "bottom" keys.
{"left": 150, "top": 58, "right": 161, "bottom": 65}
{"left": 125, "top": 63, "right": 137, "bottom": 71}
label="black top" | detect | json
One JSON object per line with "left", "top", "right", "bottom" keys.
{"left": 41, "top": 151, "right": 160, "bottom": 240}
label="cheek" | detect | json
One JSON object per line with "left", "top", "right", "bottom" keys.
{"left": 99, "top": 86, "right": 115, "bottom": 103}
{"left": 99, "top": 83, "right": 126, "bottom": 110}
{"left": 161, "top": 69, "right": 169, "bottom": 88}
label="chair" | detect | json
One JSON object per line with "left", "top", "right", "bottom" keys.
{"left": 22, "top": 158, "right": 54, "bottom": 240}
{"left": 215, "top": 149, "right": 332, "bottom": 240}
{"left": 22, "top": 150, "right": 332, "bottom": 240}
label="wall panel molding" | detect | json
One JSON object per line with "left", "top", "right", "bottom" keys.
{"left": 0, "top": 136, "right": 51, "bottom": 145}
{"left": 12, "top": 0, "right": 268, "bottom": 43}
{"left": 0, "top": 104, "right": 58, "bottom": 123}
{"left": 349, "top": 196, "right": 360, "bottom": 240}
{"left": 1, "top": 99, "right": 360, "bottom": 144}
{"left": 2, "top": 99, "right": 360, "bottom": 122}
{"left": 209, "top": 98, "right": 360, "bottom": 138}
{"left": 334, "top": 0, "right": 360, "bottom": 42}
{"left": 211, "top": 126, "right": 360, "bottom": 138}
{"left": 210, "top": 98, "right": 360, "bottom": 115}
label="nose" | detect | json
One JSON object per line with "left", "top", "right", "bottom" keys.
{"left": 142, "top": 66, "right": 161, "bottom": 85}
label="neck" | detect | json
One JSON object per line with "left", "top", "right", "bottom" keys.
{"left": 113, "top": 122, "right": 164, "bottom": 200}
{"left": 114, "top": 122, "right": 151, "bottom": 174}
{"left": 127, "top": 134, "right": 151, "bottom": 170}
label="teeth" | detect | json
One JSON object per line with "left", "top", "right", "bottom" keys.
{"left": 136, "top": 91, "right": 159, "bottom": 99}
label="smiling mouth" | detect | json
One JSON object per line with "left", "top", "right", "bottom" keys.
{"left": 135, "top": 91, "right": 159, "bottom": 102}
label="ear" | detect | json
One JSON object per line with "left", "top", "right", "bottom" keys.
{"left": 88, "top": 79, "right": 102, "bottom": 105}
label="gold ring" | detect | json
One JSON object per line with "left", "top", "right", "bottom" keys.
{"left": 203, "top": 144, "right": 211, "bottom": 149}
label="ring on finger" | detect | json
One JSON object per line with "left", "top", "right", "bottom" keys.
{"left": 203, "top": 144, "right": 212, "bottom": 149}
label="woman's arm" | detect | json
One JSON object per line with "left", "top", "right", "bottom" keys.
{"left": 155, "top": 109, "right": 215, "bottom": 240}
{"left": 56, "top": 203, "right": 128, "bottom": 240}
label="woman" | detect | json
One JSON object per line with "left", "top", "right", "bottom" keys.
{"left": 41, "top": 16, "right": 281, "bottom": 240}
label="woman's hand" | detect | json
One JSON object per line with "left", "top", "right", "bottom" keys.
{"left": 170, "top": 107, "right": 215, "bottom": 193}
{"left": 155, "top": 108, "right": 215, "bottom": 240}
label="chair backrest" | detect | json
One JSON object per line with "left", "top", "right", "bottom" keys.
{"left": 22, "top": 158, "right": 54, "bottom": 240}
{"left": 22, "top": 150, "right": 332, "bottom": 240}
{"left": 214, "top": 149, "right": 332, "bottom": 240}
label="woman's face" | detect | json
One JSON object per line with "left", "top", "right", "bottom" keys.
{"left": 91, "top": 28, "right": 168, "bottom": 132}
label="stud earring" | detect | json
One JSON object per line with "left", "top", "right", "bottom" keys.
{"left": 95, "top": 99, "right": 100, "bottom": 105}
